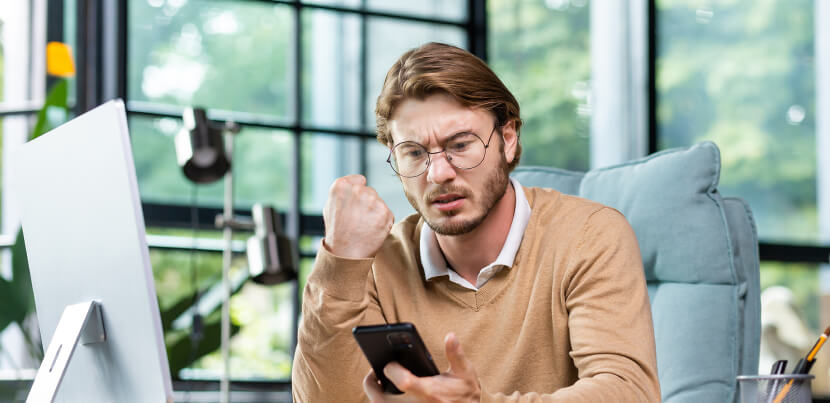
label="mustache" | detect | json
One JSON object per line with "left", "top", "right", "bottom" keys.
{"left": 425, "top": 185, "right": 472, "bottom": 202}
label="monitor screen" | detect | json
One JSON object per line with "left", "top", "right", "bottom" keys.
{"left": 13, "top": 100, "right": 173, "bottom": 402}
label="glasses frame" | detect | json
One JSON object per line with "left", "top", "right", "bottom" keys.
{"left": 386, "top": 124, "right": 499, "bottom": 178}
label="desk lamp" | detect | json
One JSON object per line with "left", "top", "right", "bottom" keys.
{"left": 175, "top": 107, "right": 297, "bottom": 403}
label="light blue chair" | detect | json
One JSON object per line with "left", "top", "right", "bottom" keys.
{"left": 512, "top": 141, "right": 761, "bottom": 402}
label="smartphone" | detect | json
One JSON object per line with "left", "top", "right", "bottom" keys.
{"left": 353, "top": 322, "right": 440, "bottom": 394}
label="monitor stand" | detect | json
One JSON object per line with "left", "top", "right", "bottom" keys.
{"left": 26, "top": 301, "right": 106, "bottom": 403}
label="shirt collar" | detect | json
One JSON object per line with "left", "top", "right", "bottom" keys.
{"left": 420, "top": 177, "right": 531, "bottom": 287}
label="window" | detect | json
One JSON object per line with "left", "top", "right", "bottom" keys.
{"left": 488, "top": 0, "right": 592, "bottom": 171}
{"left": 656, "top": 0, "right": 817, "bottom": 245}
{"left": 122, "top": 0, "right": 477, "bottom": 382}
{"left": 655, "top": 0, "right": 830, "bottom": 395}
{"left": 0, "top": 0, "right": 46, "bottom": 375}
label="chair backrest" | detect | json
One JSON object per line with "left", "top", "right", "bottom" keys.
{"left": 512, "top": 142, "right": 761, "bottom": 403}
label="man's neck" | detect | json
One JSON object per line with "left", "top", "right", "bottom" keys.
{"left": 436, "top": 182, "right": 516, "bottom": 286}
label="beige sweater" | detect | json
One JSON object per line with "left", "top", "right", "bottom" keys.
{"left": 292, "top": 187, "right": 660, "bottom": 402}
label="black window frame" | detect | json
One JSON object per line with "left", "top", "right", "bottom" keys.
{"left": 55, "top": 0, "right": 488, "bottom": 389}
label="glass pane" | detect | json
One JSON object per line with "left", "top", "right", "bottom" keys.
{"left": 366, "top": 139, "right": 415, "bottom": 222}
{"left": 298, "top": 235, "right": 322, "bottom": 255}
{"left": 488, "top": 0, "right": 591, "bottom": 171}
{"left": 365, "top": 18, "right": 467, "bottom": 127}
{"left": 297, "top": 257, "right": 314, "bottom": 310}
{"left": 129, "top": 116, "right": 293, "bottom": 210}
{"left": 148, "top": 242, "right": 293, "bottom": 380}
{"left": 759, "top": 262, "right": 830, "bottom": 396}
{"left": 366, "top": 0, "right": 467, "bottom": 22}
{"left": 656, "top": 0, "right": 818, "bottom": 244}
{"left": 0, "top": 3, "right": 37, "bottom": 106}
{"left": 1, "top": 115, "right": 32, "bottom": 237}
{"left": 302, "top": 10, "right": 362, "bottom": 130}
{"left": 64, "top": 0, "right": 77, "bottom": 105}
{"left": 128, "top": 0, "right": 294, "bottom": 120}
{"left": 300, "top": 133, "right": 361, "bottom": 214}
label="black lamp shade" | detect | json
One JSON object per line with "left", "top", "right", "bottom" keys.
{"left": 175, "top": 107, "right": 230, "bottom": 183}
{"left": 246, "top": 204, "right": 297, "bottom": 285}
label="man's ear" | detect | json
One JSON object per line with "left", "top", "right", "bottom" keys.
{"left": 500, "top": 120, "right": 518, "bottom": 164}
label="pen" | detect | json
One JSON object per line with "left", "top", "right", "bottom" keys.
{"left": 771, "top": 326, "right": 830, "bottom": 403}
{"left": 764, "top": 360, "right": 787, "bottom": 403}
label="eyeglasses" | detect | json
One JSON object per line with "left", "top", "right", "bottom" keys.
{"left": 387, "top": 125, "right": 498, "bottom": 178}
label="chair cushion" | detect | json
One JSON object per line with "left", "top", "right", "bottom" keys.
{"left": 648, "top": 282, "right": 739, "bottom": 402}
{"left": 514, "top": 142, "right": 735, "bottom": 285}
{"left": 512, "top": 141, "right": 759, "bottom": 403}
{"left": 579, "top": 142, "right": 733, "bottom": 284}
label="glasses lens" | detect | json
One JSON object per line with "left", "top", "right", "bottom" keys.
{"left": 445, "top": 133, "right": 486, "bottom": 169}
{"left": 390, "top": 142, "right": 429, "bottom": 177}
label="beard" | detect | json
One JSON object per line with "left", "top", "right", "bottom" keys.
{"left": 405, "top": 152, "right": 510, "bottom": 236}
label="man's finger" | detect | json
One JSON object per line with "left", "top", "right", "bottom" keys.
{"left": 383, "top": 362, "right": 413, "bottom": 391}
{"left": 445, "top": 332, "right": 474, "bottom": 375}
{"left": 342, "top": 174, "right": 367, "bottom": 186}
{"left": 363, "top": 370, "right": 386, "bottom": 402}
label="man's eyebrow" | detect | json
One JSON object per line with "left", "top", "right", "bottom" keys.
{"left": 448, "top": 128, "right": 475, "bottom": 136}
{"left": 393, "top": 127, "right": 475, "bottom": 146}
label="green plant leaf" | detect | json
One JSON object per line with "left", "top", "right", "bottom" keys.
{"left": 0, "top": 279, "right": 14, "bottom": 334}
{"left": 10, "top": 229, "right": 34, "bottom": 319}
{"left": 159, "top": 294, "right": 197, "bottom": 332}
{"left": 165, "top": 319, "right": 241, "bottom": 377}
{"left": 0, "top": 230, "right": 34, "bottom": 335}
{"left": 31, "top": 79, "right": 69, "bottom": 141}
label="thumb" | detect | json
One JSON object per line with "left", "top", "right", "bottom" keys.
{"left": 342, "top": 174, "right": 367, "bottom": 186}
{"left": 444, "top": 332, "right": 473, "bottom": 376}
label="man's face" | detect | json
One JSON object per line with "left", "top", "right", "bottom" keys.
{"left": 388, "top": 93, "right": 518, "bottom": 235}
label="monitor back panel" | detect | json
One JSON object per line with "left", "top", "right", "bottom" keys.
{"left": 14, "top": 100, "right": 173, "bottom": 402}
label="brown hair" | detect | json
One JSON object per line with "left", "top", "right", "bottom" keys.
{"left": 375, "top": 42, "right": 523, "bottom": 171}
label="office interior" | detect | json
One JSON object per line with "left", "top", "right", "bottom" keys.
{"left": 1, "top": 0, "right": 829, "bottom": 401}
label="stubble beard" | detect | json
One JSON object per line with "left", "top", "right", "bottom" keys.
{"left": 405, "top": 154, "right": 510, "bottom": 236}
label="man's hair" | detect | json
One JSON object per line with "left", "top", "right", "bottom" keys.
{"left": 375, "top": 42, "right": 523, "bottom": 172}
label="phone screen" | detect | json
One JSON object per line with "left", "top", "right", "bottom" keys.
{"left": 353, "top": 322, "right": 440, "bottom": 394}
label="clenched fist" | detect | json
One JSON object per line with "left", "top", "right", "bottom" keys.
{"left": 323, "top": 174, "right": 394, "bottom": 259}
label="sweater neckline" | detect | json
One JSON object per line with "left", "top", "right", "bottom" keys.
{"left": 419, "top": 188, "right": 542, "bottom": 311}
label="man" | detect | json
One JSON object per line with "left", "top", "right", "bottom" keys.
{"left": 292, "top": 42, "right": 660, "bottom": 402}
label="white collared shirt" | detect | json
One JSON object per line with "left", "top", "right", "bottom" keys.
{"left": 419, "top": 177, "right": 531, "bottom": 290}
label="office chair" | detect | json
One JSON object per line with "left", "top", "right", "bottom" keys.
{"left": 512, "top": 141, "right": 761, "bottom": 402}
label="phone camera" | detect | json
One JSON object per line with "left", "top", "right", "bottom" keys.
{"left": 386, "top": 332, "right": 413, "bottom": 347}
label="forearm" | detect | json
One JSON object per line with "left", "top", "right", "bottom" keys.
{"left": 481, "top": 374, "right": 656, "bottom": 403}
{"left": 291, "top": 245, "right": 383, "bottom": 403}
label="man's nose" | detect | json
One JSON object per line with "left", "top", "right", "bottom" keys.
{"left": 426, "top": 152, "right": 457, "bottom": 184}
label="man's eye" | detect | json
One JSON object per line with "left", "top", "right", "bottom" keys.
{"left": 449, "top": 141, "right": 471, "bottom": 152}
{"left": 406, "top": 149, "right": 424, "bottom": 158}
{"left": 398, "top": 147, "right": 423, "bottom": 158}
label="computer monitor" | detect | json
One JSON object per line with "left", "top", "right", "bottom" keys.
{"left": 13, "top": 100, "right": 173, "bottom": 402}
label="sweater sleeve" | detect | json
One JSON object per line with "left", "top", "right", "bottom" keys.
{"left": 291, "top": 241, "right": 386, "bottom": 403}
{"left": 481, "top": 207, "right": 661, "bottom": 403}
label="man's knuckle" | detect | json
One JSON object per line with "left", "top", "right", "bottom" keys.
{"left": 397, "top": 374, "right": 413, "bottom": 390}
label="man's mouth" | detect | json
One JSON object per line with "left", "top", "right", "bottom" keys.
{"left": 432, "top": 194, "right": 464, "bottom": 204}
{"left": 430, "top": 193, "right": 466, "bottom": 211}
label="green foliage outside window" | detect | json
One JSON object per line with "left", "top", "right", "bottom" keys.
{"left": 657, "top": 0, "right": 816, "bottom": 244}
{"left": 488, "top": 0, "right": 591, "bottom": 171}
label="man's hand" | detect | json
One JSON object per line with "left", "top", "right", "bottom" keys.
{"left": 323, "top": 174, "right": 394, "bottom": 259}
{"left": 363, "top": 333, "right": 481, "bottom": 402}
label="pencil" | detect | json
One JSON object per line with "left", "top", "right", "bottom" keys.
{"left": 771, "top": 326, "right": 830, "bottom": 403}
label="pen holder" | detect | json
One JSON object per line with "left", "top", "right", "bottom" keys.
{"left": 736, "top": 374, "right": 814, "bottom": 403}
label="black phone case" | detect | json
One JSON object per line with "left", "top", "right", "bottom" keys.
{"left": 352, "top": 323, "right": 440, "bottom": 394}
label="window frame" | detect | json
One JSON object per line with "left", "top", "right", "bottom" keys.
{"left": 61, "top": 0, "right": 487, "bottom": 386}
